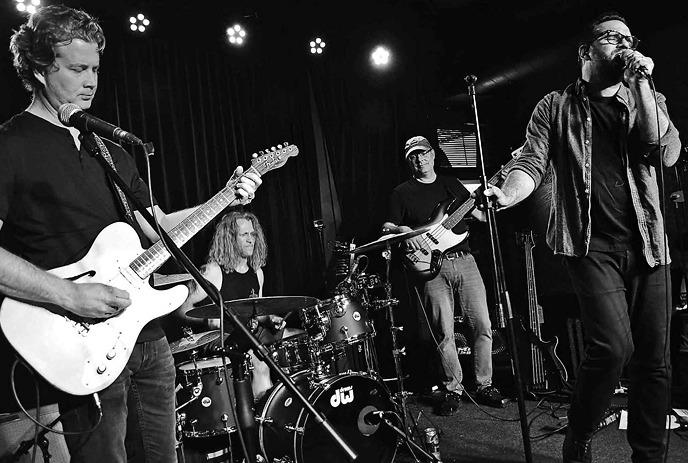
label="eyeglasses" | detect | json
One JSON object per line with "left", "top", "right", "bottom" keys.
{"left": 593, "top": 30, "right": 640, "bottom": 50}
{"left": 408, "top": 148, "right": 433, "bottom": 159}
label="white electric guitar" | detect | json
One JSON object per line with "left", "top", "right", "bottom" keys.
{"left": 0, "top": 144, "right": 298, "bottom": 396}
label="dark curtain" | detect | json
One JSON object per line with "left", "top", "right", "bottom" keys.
{"left": 93, "top": 38, "right": 329, "bottom": 300}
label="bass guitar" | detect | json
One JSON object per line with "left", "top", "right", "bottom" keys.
{"left": 0, "top": 144, "right": 298, "bottom": 395}
{"left": 402, "top": 146, "right": 522, "bottom": 281}
{"left": 519, "top": 230, "right": 569, "bottom": 393}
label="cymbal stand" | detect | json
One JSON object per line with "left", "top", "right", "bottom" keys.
{"left": 380, "top": 242, "right": 425, "bottom": 452}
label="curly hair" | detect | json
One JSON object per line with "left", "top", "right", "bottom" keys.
{"left": 9, "top": 5, "right": 105, "bottom": 92}
{"left": 207, "top": 211, "right": 267, "bottom": 273}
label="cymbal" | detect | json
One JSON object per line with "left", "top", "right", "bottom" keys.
{"left": 186, "top": 296, "right": 320, "bottom": 320}
{"left": 351, "top": 228, "right": 429, "bottom": 254}
{"left": 169, "top": 330, "right": 220, "bottom": 354}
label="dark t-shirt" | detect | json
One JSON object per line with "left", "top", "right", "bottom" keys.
{"left": 588, "top": 96, "right": 639, "bottom": 251}
{"left": 387, "top": 175, "right": 472, "bottom": 252}
{"left": 0, "top": 112, "right": 161, "bottom": 411}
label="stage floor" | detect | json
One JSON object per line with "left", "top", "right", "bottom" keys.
{"left": 394, "top": 394, "right": 688, "bottom": 463}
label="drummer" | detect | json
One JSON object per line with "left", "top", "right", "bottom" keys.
{"left": 177, "top": 210, "right": 290, "bottom": 400}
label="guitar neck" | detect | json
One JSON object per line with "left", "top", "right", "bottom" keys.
{"left": 525, "top": 239, "right": 541, "bottom": 335}
{"left": 126, "top": 143, "right": 299, "bottom": 280}
{"left": 129, "top": 166, "right": 260, "bottom": 279}
{"left": 441, "top": 155, "right": 520, "bottom": 231}
{"left": 522, "top": 231, "right": 547, "bottom": 388}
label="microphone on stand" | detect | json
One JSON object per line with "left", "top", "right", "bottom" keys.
{"left": 363, "top": 410, "right": 393, "bottom": 425}
{"left": 345, "top": 255, "right": 364, "bottom": 284}
{"left": 58, "top": 103, "right": 144, "bottom": 145}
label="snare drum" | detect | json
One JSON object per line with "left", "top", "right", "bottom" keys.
{"left": 176, "top": 356, "right": 236, "bottom": 438}
{"left": 300, "top": 294, "right": 372, "bottom": 345}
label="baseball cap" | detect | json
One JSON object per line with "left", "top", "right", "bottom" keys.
{"left": 404, "top": 136, "right": 433, "bottom": 159}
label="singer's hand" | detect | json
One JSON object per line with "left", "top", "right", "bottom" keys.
{"left": 617, "top": 49, "right": 653, "bottom": 83}
{"left": 483, "top": 184, "right": 512, "bottom": 210}
{"left": 670, "top": 190, "right": 685, "bottom": 203}
{"left": 227, "top": 166, "right": 262, "bottom": 205}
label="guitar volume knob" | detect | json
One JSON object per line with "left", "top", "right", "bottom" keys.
{"left": 96, "top": 364, "right": 107, "bottom": 374}
{"left": 106, "top": 350, "right": 117, "bottom": 360}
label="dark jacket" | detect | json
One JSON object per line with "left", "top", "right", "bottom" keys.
{"left": 513, "top": 79, "right": 681, "bottom": 266}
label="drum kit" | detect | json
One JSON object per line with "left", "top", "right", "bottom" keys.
{"left": 170, "top": 231, "right": 435, "bottom": 463}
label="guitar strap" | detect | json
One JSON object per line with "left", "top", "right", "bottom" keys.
{"left": 91, "top": 134, "right": 140, "bottom": 231}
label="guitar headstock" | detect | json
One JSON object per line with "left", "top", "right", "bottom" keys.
{"left": 250, "top": 143, "right": 299, "bottom": 176}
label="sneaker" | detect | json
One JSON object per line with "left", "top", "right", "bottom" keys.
{"left": 436, "top": 391, "right": 462, "bottom": 416}
{"left": 562, "top": 429, "right": 592, "bottom": 463}
{"left": 475, "top": 385, "right": 507, "bottom": 408}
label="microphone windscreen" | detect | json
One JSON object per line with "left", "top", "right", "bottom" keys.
{"left": 58, "top": 103, "right": 81, "bottom": 126}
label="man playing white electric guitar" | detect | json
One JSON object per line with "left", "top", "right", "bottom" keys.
{"left": 0, "top": 6, "right": 261, "bottom": 462}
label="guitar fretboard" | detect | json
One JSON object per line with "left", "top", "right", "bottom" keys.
{"left": 127, "top": 145, "right": 297, "bottom": 279}
{"left": 129, "top": 174, "right": 254, "bottom": 279}
{"left": 441, "top": 154, "right": 520, "bottom": 230}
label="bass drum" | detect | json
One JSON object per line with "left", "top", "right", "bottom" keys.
{"left": 258, "top": 372, "right": 397, "bottom": 463}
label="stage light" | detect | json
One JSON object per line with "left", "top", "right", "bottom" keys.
{"left": 370, "top": 45, "right": 391, "bottom": 68}
{"left": 309, "top": 37, "right": 326, "bottom": 55}
{"left": 15, "top": 0, "right": 41, "bottom": 14}
{"left": 129, "top": 13, "right": 150, "bottom": 33}
{"left": 227, "top": 24, "right": 247, "bottom": 46}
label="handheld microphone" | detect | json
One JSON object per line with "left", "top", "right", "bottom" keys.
{"left": 58, "top": 103, "right": 144, "bottom": 145}
{"left": 613, "top": 54, "right": 649, "bottom": 79}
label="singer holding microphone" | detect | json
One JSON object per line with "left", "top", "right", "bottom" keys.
{"left": 484, "top": 12, "right": 681, "bottom": 463}
{"left": 0, "top": 5, "right": 261, "bottom": 462}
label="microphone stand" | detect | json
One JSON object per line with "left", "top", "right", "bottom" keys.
{"left": 375, "top": 416, "right": 440, "bottom": 463}
{"left": 80, "top": 133, "right": 358, "bottom": 463}
{"left": 464, "top": 75, "right": 533, "bottom": 463}
{"left": 6, "top": 416, "right": 60, "bottom": 463}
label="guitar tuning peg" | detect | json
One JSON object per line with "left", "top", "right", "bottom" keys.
{"left": 258, "top": 150, "right": 265, "bottom": 155}
{"left": 277, "top": 144, "right": 283, "bottom": 150}
{"left": 251, "top": 152, "right": 258, "bottom": 158}
{"left": 270, "top": 146, "right": 276, "bottom": 151}
{"left": 283, "top": 141, "right": 289, "bottom": 146}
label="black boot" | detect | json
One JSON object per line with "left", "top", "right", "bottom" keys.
{"left": 562, "top": 429, "right": 592, "bottom": 463}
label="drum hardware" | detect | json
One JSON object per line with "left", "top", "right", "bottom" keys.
{"left": 347, "top": 237, "right": 439, "bottom": 462}
{"left": 170, "top": 328, "right": 222, "bottom": 355}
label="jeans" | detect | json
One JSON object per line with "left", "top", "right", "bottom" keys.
{"left": 565, "top": 250, "right": 671, "bottom": 463}
{"left": 422, "top": 252, "right": 493, "bottom": 393}
{"left": 60, "top": 337, "right": 177, "bottom": 462}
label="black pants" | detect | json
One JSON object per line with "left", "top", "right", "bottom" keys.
{"left": 564, "top": 250, "right": 671, "bottom": 463}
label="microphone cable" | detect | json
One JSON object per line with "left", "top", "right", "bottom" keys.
{"left": 9, "top": 357, "right": 103, "bottom": 437}
{"left": 647, "top": 71, "right": 674, "bottom": 463}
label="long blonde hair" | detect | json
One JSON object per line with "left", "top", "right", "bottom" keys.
{"left": 207, "top": 211, "right": 267, "bottom": 273}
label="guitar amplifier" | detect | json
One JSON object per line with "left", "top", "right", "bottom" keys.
{"left": 0, "top": 404, "right": 70, "bottom": 462}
